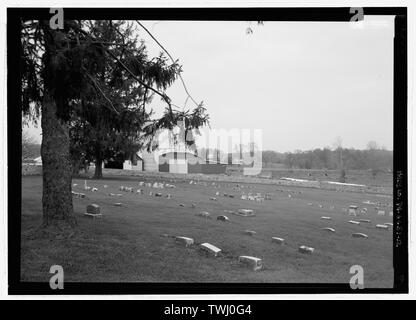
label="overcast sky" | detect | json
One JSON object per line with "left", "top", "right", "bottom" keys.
{"left": 26, "top": 16, "right": 394, "bottom": 152}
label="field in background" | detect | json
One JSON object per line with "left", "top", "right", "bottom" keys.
{"left": 227, "top": 166, "right": 393, "bottom": 189}
{"left": 21, "top": 175, "right": 393, "bottom": 287}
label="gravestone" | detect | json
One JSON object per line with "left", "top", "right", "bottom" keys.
{"left": 237, "top": 209, "right": 255, "bottom": 217}
{"left": 376, "top": 224, "right": 388, "bottom": 230}
{"left": 197, "top": 211, "right": 210, "bottom": 218}
{"left": 175, "top": 236, "right": 194, "bottom": 247}
{"left": 238, "top": 256, "right": 263, "bottom": 271}
{"left": 359, "top": 219, "right": 371, "bottom": 223}
{"left": 217, "top": 215, "right": 229, "bottom": 221}
{"left": 321, "top": 216, "right": 331, "bottom": 220}
{"left": 84, "top": 204, "right": 102, "bottom": 218}
{"left": 200, "top": 243, "right": 221, "bottom": 257}
{"left": 271, "top": 237, "right": 285, "bottom": 245}
{"left": 348, "top": 220, "right": 360, "bottom": 225}
{"left": 298, "top": 245, "right": 314, "bottom": 254}
{"left": 352, "top": 233, "right": 368, "bottom": 239}
{"left": 322, "top": 227, "right": 335, "bottom": 233}
{"left": 244, "top": 230, "right": 256, "bottom": 236}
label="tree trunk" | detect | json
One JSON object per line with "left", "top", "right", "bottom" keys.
{"left": 41, "top": 93, "right": 76, "bottom": 228}
{"left": 94, "top": 157, "right": 103, "bottom": 179}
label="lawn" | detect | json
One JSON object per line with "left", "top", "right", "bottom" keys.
{"left": 21, "top": 175, "right": 394, "bottom": 287}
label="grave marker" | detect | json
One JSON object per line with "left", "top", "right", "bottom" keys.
{"left": 271, "top": 237, "right": 285, "bottom": 245}
{"left": 197, "top": 211, "right": 210, "bottom": 218}
{"left": 200, "top": 243, "right": 221, "bottom": 257}
{"left": 298, "top": 245, "right": 314, "bottom": 254}
{"left": 84, "top": 204, "right": 102, "bottom": 218}
{"left": 322, "top": 227, "right": 335, "bottom": 233}
{"left": 352, "top": 233, "right": 368, "bottom": 239}
{"left": 175, "top": 236, "right": 194, "bottom": 247}
{"left": 238, "top": 256, "right": 263, "bottom": 271}
{"left": 217, "top": 215, "right": 229, "bottom": 221}
{"left": 244, "top": 230, "right": 256, "bottom": 236}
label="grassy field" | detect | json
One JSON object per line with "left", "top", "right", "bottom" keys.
{"left": 21, "top": 175, "right": 393, "bottom": 287}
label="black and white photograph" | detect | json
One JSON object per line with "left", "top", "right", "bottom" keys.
{"left": 6, "top": 5, "right": 409, "bottom": 296}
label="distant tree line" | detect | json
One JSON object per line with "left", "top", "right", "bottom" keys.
{"left": 261, "top": 145, "right": 392, "bottom": 172}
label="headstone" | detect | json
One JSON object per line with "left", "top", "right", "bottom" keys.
{"left": 377, "top": 210, "right": 386, "bottom": 216}
{"left": 73, "top": 183, "right": 78, "bottom": 187}
{"left": 298, "top": 245, "right": 314, "bottom": 254}
{"left": 217, "top": 215, "right": 229, "bottom": 221}
{"left": 322, "top": 227, "right": 335, "bottom": 233}
{"left": 200, "top": 243, "right": 221, "bottom": 257}
{"left": 359, "top": 219, "right": 371, "bottom": 223}
{"left": 237, "top": 209, "right": 254, "bottom": 216}
{"left": 244, "top": 230, "right": 256, "bottom": 236}
{"left": 384, "top": 222, "right": 393, "bottom": 227}
{"left": 348, "top": 220, "right": 360, "bottom": 225}
{"left": 197, "top": 211, "right": 210, "bottom": 218}
{"left": 114, "top": 202, "right": 122, "bottom": 206}
{"left": 175, "top": 236, "right": 194, "bottom": 247}
{"left": 321, "top": 216, "right": 331, "bottom": 220}
{"left": 271, "top": 237, "right": 285, "bottom": 245}
{"left": 84, "top": 204, "right": 102, "bottom": 218}
{"left": 238, "top": 256, "right": 263, "bottom": 271}
{"left": 376, "top": 224, "right": 388, "bottom": 230}
{"left": 349, "top": 205, "right": 358, "bottom": 215}
{"left": 352, "top": 233, "right": 368, "bottom": 239}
